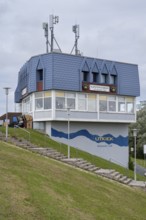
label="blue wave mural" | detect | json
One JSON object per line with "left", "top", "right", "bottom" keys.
{"left": 51, "top": 128, "right": 128, "bottom": 147}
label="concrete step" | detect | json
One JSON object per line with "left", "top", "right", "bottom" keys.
{"left": 88, "top": 167, "right": 100, "bottom": 172}
{"left": 46, "top": 151, "right": 60, "bottom": 155}
{"left": 74, "top": 160, "right": 88, "bottom": 166}
{"left": 118, "top": 176, "right": 128, "bottom": 182}
{"left": 123, "top": 178, "right": 132, "bottom": 185}
{"left": 128, "top": 180, "right": 146, "bottom": 188}
{"left": 61, "top": 158, "right": 81, "bottom": 165}
{"left": 83, "top": 164, "right": 96, "bottom": 170}
{"left": 95, "top": 169, "right": 115, "bottom": 175}
{"left": 77, "top": 162, "right": 91, "bottom": 168}
{"left": 110, "top": 172, "right": 121, "bottom": 179}
{"left": 56, "top": 155, "right": 68, "bottom": 160}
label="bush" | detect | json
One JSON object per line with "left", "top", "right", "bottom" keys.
{"left": 129, "top": 157, "right": 134, "bottom": 170}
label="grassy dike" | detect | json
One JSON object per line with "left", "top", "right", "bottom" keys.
{"left": 0, "top": 126, "right": 145, "bottom": 181}
{"left": 1, "top": 141, "right": 146, "bottom": 220}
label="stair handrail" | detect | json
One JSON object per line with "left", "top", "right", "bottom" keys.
{"left": 14, "top": 125, "right": 30, "bottom": 142}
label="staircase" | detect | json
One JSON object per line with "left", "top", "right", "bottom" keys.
{"left": 0, "top": 132, "right": 146, "bottom": 189}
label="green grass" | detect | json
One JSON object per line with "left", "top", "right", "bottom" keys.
{"left": 0, "top": 126, "right": 145, "bottom": 181}
{"left": 132, "top": 158, "right": 146, "bottom": 169}
{"left": 0, "top": 141, "right": 146, "bottom": 220}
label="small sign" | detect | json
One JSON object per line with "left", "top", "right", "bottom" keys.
{"left": 143, "top": 145, "right": 146, "bottom": 154}
{"left": 89, "top": 84, "right": 110, "bottom": 92}
{"left": 21, "top": 87, "right": 27, "bottom": 96}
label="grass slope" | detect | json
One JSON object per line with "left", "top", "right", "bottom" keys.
{"left": 0, "top": 126, "right": 145, "bottom": 181}
{"left": 0, "top": 141, "right": 146, "bottom": 220}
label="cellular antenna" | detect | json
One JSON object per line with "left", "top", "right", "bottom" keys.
{"left": 70, "top": 24, "right": 80, "bottom": 55}
{"left": 42, "top": 22, "right": 51, "bottom": 53}
{"left": 49, "top": 14, "right": 62, "bottom": 53}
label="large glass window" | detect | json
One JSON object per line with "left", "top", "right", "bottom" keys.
{"left": 44, "top": 91, "right": 51, "bottom": 109}
{"left": 66, "top": 93, "right": 75, "bottom": 109}
{"left": 56, "top": 92, "right": 75, "bottom": 110}
{"left": 35, "top": 91, "right": 52, "bottom": 110}
{"left": 35, "top": 98, "right": 43, "bottom": 110}
{"left": 99, "top": 95, "right": 107, "bottom": 112}
{"left": 108, "top": 96, "right": 116, "bottom": 112}
{"left": 78, "top": 94, "right": 87, "bottom": 111}
{"left": 126, "top": 97, "right": 134, "bottom": 113}
{"left": 23, "top": 96, "right": 31, "bottom": 113}
{"left": 118, "top": 97, "right": 125, "bottom": 112}
{"left": 88, "top": 94, "right": 96, "bottom": 112}
{"left": 56, "top": 92, "right": 65, "bottom": 109}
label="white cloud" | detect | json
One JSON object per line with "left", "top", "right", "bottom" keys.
{"left": 0, "top": 0, "right": 146, "bottom": 115}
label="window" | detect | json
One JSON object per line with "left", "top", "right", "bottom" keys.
{"left": 92, "top": 72, "right": 98, "bottom": 83}
{"left": 108, "top": 96, "right": 116, "bottom": 112}
{"left": 35, "top": 91, "right": 52, "bottom": 110}
{"left": 126, "top": 97, "right": 134, "bottom": 113}
{"left": 23, "top": 96, "right": 31, "bottom": 113}
{"left": 99, "top": 95, "right": 107, "bottom": 112}
{"left": 88, "top": 94, "right": 96, "bottom": 112}
{"left": 35, "top": 93, "right": 43, "bottom": 110}
{"left": 78, "top": 94, "right": 87, "bottom": 111}
{"left": 66, "top": 93, "right": 75, "bottom": 109}
{"left": 37, "top": 69, "right": 43, "bottom": 81}
{"left": 35, "top": 99, "right": 43, "bottom": 110}
{"left": 44, "top": 91, "right": 51, "bottom": 109}
{"left": 56, "top": 92, "right": 65, "bottom": 109}
{"left": 101, "top": 74, "right": 108, "bottom": 84}
{"left": 83, "top": 71, "right": 89, "bottom": 82}
{"left": 118, "top": 97, "right": 125, "bottom": 112}
{"left": 110, "top": 75, "right": 116, "bottom": 84}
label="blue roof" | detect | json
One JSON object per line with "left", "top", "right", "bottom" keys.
{"left": 15, "top": 52, "right": 140, "bottom": 103}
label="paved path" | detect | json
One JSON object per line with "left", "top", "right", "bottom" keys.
{"left": 136, "top": 164, "right": 146, "bottom": 176}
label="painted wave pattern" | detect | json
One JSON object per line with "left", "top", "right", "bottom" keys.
{"left": 51, "top": 128, "right": 128, "bottom": 147}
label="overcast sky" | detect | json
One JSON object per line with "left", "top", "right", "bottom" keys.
{"left": 0, "top": 0, "right": 146, "bottom": 115}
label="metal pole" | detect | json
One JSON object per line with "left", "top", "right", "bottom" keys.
{"left": 3, "top": 87, "right": 10, "bottom": 141}
{"left": 134, "top": 135, "right": 137, "bottom": 181}
{"left": 6, "top": 93, "right": 8, "bottom": 140}
{"left": 50, "top": 27, "right": 54, "bottom": 52}
{"left": 67, "top": 108, "right": 70, "bottom": 158}
{"left": 133, "top": 129, "right": 137, "bottom": 181}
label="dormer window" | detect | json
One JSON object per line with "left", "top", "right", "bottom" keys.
{"left": 37, "top": 69, "right": 43, "bottom": 81}
{"left": 83, "top": 71, "right": 89, "bottom": 82}
{"left": 110, "top": 75, "right": 116, "bottom": 85}
{"left": 36, "top": 69, "right": 43, "bottom": 91}
{"left": 92, "top": 72, "right": 98, "bottom": 83}
{"left": 101, "top": 74, "right": 108, "bottom": 84}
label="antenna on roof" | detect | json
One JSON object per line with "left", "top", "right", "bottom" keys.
{"left": 70, "top": 24, "right": 80, "bottom": 55}
{"left": 42, "top": 22, "right": 51, "bottom": 53}
{"left": 49, "top": 14, "right": 62, "bottom": 53}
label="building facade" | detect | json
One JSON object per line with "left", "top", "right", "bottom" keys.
{"left": 15, "top": 52, "right": 140, "bottom": 167}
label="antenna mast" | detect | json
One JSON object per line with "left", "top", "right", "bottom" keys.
{"left": 42, "top": 22, "right": 50, "bottom": 53}
{"left": 49, "top": 14, "right": 62, "bottom": 52}
{"left": 42, "top": 15, "right": 62, "bottom": 53}
{"left": 71, "top": 24, "right": 80, "bottom": 55}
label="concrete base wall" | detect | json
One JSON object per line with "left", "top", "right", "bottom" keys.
{"left": 45, "top": 121, "right": 129, "bottom": 168}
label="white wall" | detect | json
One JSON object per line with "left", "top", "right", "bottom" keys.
{"left": 50, "top": 121, "right": 129, "bottom": 168}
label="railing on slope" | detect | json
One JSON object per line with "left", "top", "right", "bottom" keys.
{"left": 14, "top": 125, "right": 31, "bottom": 142}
